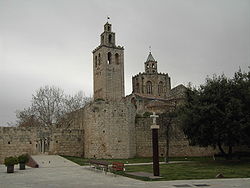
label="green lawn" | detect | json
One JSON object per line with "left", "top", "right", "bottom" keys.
{"left": 124, "top": 160, "right": 250, "bottom": 181}
{"left": 62, "top": 155, "right": 215, "bottom": 166}
{"left": 62, "top": 156, "right": 90, "bottom": 166}
{"left": 62, "top": 156, "right": 250, "bottom": 181}
{"left": 62, "top": 156, "right": 166, "bottom": 165}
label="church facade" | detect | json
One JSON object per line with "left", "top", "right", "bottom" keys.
{"left": 0, "top": 22, "right": 216, "bottom": 163}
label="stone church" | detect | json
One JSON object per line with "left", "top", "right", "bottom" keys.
{"left": 0, "top": 22, "right": 215, "bottom": 163}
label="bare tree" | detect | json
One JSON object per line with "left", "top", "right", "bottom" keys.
{"left": 64, "top": 91, "right": 91, "bottom": 112}
{"left": 16, "top": 107, "right": 38, "bottom": 127}
{"left": 16, "top": 86, "right": 91, "bottom": 127}
{"left": 31, "top": 86, "right": 65, "bottom": 126}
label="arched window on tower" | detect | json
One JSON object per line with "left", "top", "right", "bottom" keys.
{"left": 131, "top": 97, "right": 137, "bottom": 109}
{"left": 158, "top": 81, "right": 163, "bottom": 95}
{"left": 136, "top": 83, "right": 140, "bottom": 93}
{"left": 95, "top": 56, "right": 97, "bottom": 67}
{"left": 107, "top": 52, "right": 112, "bottom": 64}
{"left": 115, "top": 53, "right": 119, "bottom": 64}
{"left": 101, "top": 36, "right": 104, "bottom": 44}
{"left": 98, "top": 53, "right": 101, "bottom": 65}
{"left": 141, "top": 77, "right": 144, "bottom": 93}
{"left": 108, "top": 34, "right": 112, "bottom": 44}
{"left": 146, "top": 81, "right": 152, "bottom": 94}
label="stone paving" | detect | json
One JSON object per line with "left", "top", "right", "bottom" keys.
{"left": 0, "top": 155, "right": 249, "bottom": 188}
{"left": 31, "top": 155, "right": 79, "bottom": 168}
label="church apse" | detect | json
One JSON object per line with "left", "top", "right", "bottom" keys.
{"left": 132, "top": 52, "right": 171, "bottom": 99}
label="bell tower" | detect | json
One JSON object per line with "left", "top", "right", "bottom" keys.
{"left": 92, "top": 22, "right": 125, "bottom": 101}
{"left": 144, "top": 52, "right": 158, "bottom": 74}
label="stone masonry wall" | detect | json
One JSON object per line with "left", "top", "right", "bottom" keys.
{"left": 83, "top": 100, "right": 136, "bottom": 159}
{"left": 0, "top": 127, "right": 37, "bottom": 163}
{"left": 52, "top": 129, "right": 84, "bottom": 157}
{"left": 135, "top": 117, "right": 216, "bottom": 157}
{"left": 0, "top": 127, "right": 84, "bottom": 163}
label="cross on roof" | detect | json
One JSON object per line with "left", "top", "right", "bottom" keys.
{"left": 150, "top": 112, "right": 159, "bottom": 125}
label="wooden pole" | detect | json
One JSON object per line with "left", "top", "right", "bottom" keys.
{"left": 152, "top": 128, "right": 160, "bottom": 176}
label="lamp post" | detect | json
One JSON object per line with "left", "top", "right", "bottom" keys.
{"left": 150, "top": 112, "right": 160, "bottom": 176}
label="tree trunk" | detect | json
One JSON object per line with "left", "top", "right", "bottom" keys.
{"left": 165, "top": 129, "right": 169, "bottom": 163}
{"left": 218, "top": 140, "right": 233, "bottom": 160}
{"left": 218, "top": 140, "right": 226, "bottom": 157}
{"left": 227, "top": 145, "right": 233, "bottom": 160}
{"left": 165, "top": 118, "right": 171, "bottom": 163}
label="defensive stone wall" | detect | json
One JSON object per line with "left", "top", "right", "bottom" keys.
{"left": 83, "top": 100, "right": 136, "bottom": 159}
{"left": 57, "top": 108, "right": 85, "bottom": 129}
{"left": 52, "top": 129, "right": 84, "bottom": 157}
{"left": 0, "top": 127, "right": 37, "bottom": 163}
{"left": 0, "top": 127, "right": 84, "bottom": 163}
{"left": 135, "top": 117, "right": 216, "bottom": 157}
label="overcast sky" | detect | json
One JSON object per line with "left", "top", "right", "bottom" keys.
{"left": 0, "top": 0, "right": 249, "bottom": 125}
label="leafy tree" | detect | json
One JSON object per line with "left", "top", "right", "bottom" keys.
{"left": 16, "top": 86, "right": 91, "bottom": 127}
{"left": 159, "top": 100, "right": 177, "bottom": 163}
{"left": 179, "top": 69, "right": 250, "bottom": 159}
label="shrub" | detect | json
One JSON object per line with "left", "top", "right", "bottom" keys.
{"left": 95, "top": 98, "right": 105, "bottom": 102}
{"left": 18, "top": 154, "right": 29, "bottom": 163}
{"left": 4, "top": 157, "right": 18, "bottom": 166}
{"left": 143, "top": 112, "right": 153, "bottom": 117}
{"left": 135, "top": 114, "right": 142, "bottom": 118}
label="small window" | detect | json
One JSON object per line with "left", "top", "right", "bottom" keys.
{"left": 101, "top": 35, "right": 104, "bottom": 44}
{"left": 115, "top": 53, "right": 119, "bottom": 64}
{"left": 146, "top": 81, "right": 152, "bottom": 94}
{"left": 107, "top": 52, "right": 112, "bottom": 64}
{"left": 98, "top": 53, "right": 101, "bottom": 65}
{"left": 95, "top": 56, "right": 98, "bottom": 67}
{"left": 108, "top": 26, "right": 110, "bottom": 31}
{"left": 108, "top": 34, "right": 112, "bottom": 44}
{"left": 158, "top": 81, "right": 163, "bottom": 95}
{"left": 131, "top": 97, "right": 137, "bottom": 109}
{"left": 141, "top": 77, "right": 144, "bottom": 93}
{"left": 136, "top": 83, "right": 140, "bottom": 93}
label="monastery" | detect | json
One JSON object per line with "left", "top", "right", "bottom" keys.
{"left": 0, "top": 22, "right": 215, "bottom": 163}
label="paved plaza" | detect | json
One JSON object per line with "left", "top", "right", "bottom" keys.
{"left": 0, "top": 155, "right": 249, "bottom": 188}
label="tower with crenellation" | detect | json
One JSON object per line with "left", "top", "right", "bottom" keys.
{"left": 132, "top": 52, "right": 171, "bottom": 99}
{"left": 92, "top": 22, "right": 124, "bottom": 101}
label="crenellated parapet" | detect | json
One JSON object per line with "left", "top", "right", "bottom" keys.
{"left": 131, "top": 53, "right": 171, "bottom": 99}
{"left": 92, "top": 45, "right": 124, "bottom": 53}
